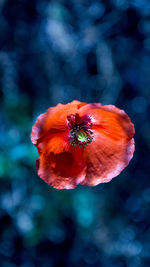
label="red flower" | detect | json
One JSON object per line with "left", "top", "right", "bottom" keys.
{"left": 31, "top": 101, "right": 135, "bottom": 189}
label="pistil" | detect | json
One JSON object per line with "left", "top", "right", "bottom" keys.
{"left": 77, "top": 130, "right": 88, "bottom": 142}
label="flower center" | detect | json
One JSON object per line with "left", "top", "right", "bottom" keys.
{"left": 67, "top": 113, "right": 93, "bottom": 148}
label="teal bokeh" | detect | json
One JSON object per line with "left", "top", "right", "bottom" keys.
{"left": 0, "top": 0, "right": 150, "bottom": 266}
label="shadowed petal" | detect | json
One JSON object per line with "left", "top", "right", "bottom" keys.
{"left": 36, "top": 134, "right": 86, "bottom": 189}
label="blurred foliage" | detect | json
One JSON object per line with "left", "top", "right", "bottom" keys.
{"left": 0, "top": 0, "right": 150, "bottom": 266}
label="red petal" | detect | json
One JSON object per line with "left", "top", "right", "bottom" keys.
{"left": 79, "top": 104, "right": 135, "bottom": 142}
{"left": 36, "top": 133, "right": 86, "bottom": 189}
{"left": 79, "top": 104, "right": 135, "bottom": 186}
{"left": 82, "top": 130, "right": 134, "bottom": 186}
{"left": 31, "top": 100, "right": 87, "bottom": 146}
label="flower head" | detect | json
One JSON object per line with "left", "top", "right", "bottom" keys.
{"left": 31, "top": 101, "right": 135, "bottom": 189}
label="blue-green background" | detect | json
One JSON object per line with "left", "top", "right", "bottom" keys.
{"left": 0, "top": 0, "right": 150, "bottom": 266}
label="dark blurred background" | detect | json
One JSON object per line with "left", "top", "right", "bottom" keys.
{"left": 0, "top": 0, "right": 150, "bottom": 266}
